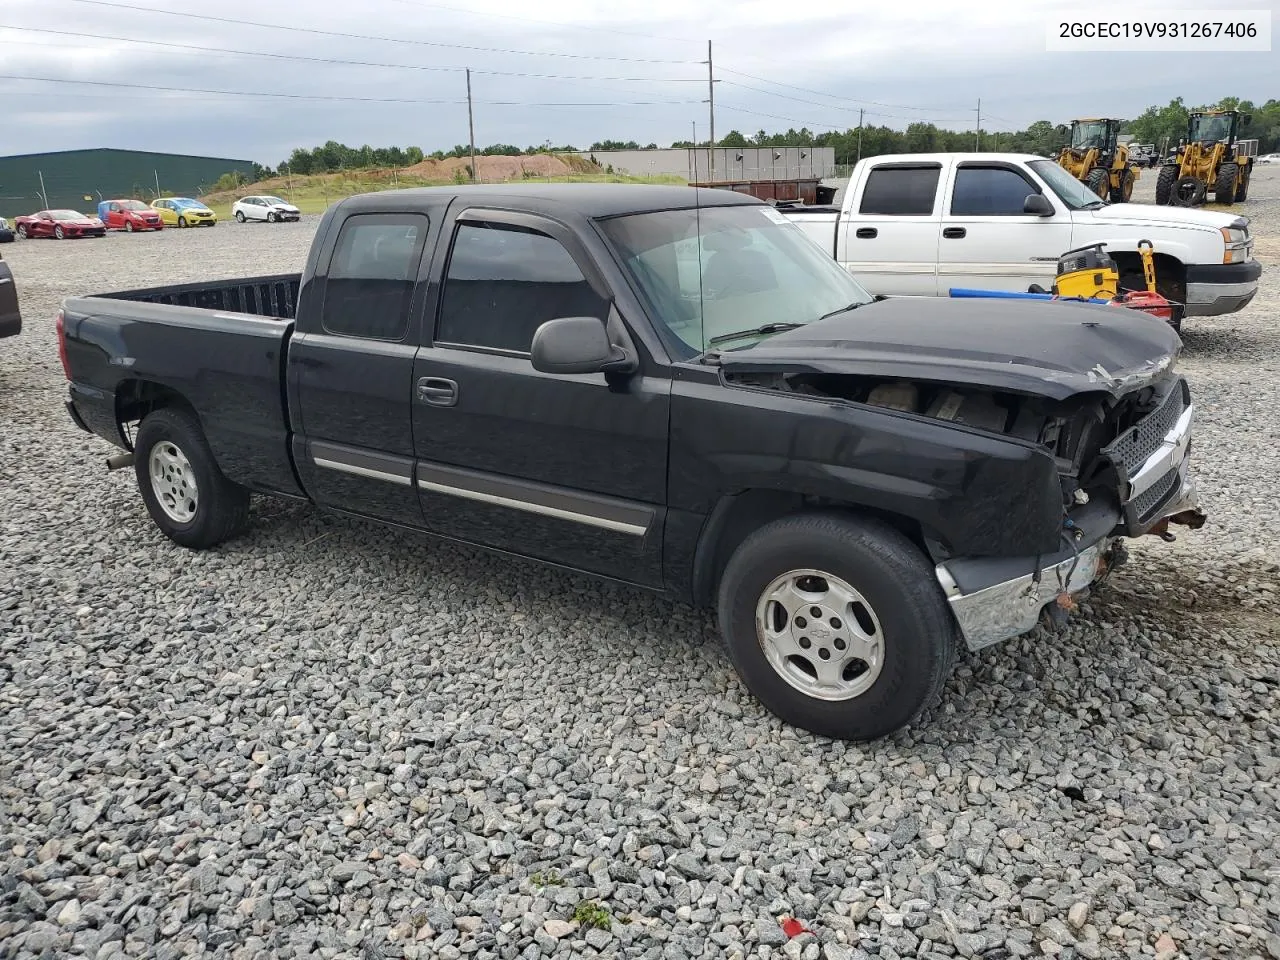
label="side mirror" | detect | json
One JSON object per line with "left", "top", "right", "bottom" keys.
{"left": 1023, "top": 194, "right": 1055, "bottom": 216}
{"left": 531, "top": 316, "right": 633, "bottom": 376}
{"left": 1243, "top": 113, "right": 1253, "bottom": 125}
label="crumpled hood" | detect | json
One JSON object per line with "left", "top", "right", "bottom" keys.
{"left": 1077, "top": 202, "right": 1242, "bottom": 230}
{"left": 716, "top": 296, "right": 1181, "bottom": 400}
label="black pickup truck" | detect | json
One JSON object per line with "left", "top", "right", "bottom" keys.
{"left": 0, "top": 244, "right": 19, "bottom": 339}
{"left": 59, "top": 184, "right": 1205, "bottom": 740}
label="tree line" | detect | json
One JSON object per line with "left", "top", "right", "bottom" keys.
{"left": 226, "top": 96, "right": 1278, "bottom": 185}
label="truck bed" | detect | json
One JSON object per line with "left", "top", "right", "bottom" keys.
{"left": 100, "top": 273, "right": 301, "bottom": 319}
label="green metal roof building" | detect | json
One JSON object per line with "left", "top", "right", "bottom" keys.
{"left": 0, "top": 148, "right": 256, "bottom": 218}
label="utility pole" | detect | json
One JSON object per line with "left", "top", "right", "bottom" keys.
{"left": 691, "top": 120, "right": 697, "bottom": 181}
{"left": 154, "top": 169, "right": 161, "bottom": 198}
{"left": 856, "top": 108, "right": 864, "bottom": 165}
{"left": 466, "top": 68, "right": 478, "bottom": 183}
{"left": 37, "top": 170, "right": 48, "bottom": 208}
{"left": 707, "top": 41, "right": 715, "bottom": 180}
{"left": 974, "top": 98, "right": 981, "bottom": 151}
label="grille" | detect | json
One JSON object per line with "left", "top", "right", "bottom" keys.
{"left": 1104, "top": 378, "right": 1188, "bottom": 477}
{"left": 1133, "top": 467, "right": 1180, "bottom": 522}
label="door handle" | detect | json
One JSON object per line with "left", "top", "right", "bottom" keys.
{"left": 855, "top": 227, "right": 878, "bottom": 239}
{"left": 943, "top": 227, "right": 967, "bottom": 239}
{"left": 416, "top": 377, "right": 458, "bottom": 406}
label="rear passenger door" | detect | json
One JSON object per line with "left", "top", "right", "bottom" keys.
{"left": 937, "top": 161, "right": 1073, "bottom": 293}
{"left": 839, "top": 161, "right": 943, "bottom": 296}
{"left": 410, "top": 207, "right": 669, "bottom": 587}
{"left": 288, "top": 212, "right": 434, "bottom": 527}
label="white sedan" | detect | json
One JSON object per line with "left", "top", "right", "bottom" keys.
{"left": 1257, "top": 154, "right": 1279, "bottom": 164}
{"left": 232, "top": 196, "right": 301, "bottom": 223}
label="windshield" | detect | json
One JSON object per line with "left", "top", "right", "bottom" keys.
{"left": 1190, "top": 114, "right": 1232, "bottom": 143}
{"left": 171, "top": 198, "right": 205, "bottom": 209}
{"left": 50, "top": 210, "right": 86, "bottom": 220}
{"left": 120, "top": 200, "right": 150, "bottom": 211}
{"left": 264, "top": 197, "right": 288, "bottom": 206}
{"left": 1071, "top": 121, "right": 1108, "bottom": 150}
{"left": 600, "top": 203, "right": 873, "bottom": 358}
{"left": 1029, "top": 160, "right": 1106, "bottom": 209}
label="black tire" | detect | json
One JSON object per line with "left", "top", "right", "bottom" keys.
{"left": 125, "top": 221, "right": 134, "bottom": 233}
{"left": 1171, "top": 176, "right": 1206, "bottom": 207}
{"left": 1109, "top": 168, "right": 1134, "bottom": 203}
{"left": 1085, "top": 167, "right": 1110, "bottom": 199}
{"left": 1235, "top": 168, "right": 1250, "bottom": 202}
{"left": 717, "top": 512, "right": 957, "bottom": 741}
{"left": 15, "top": 224, "right": 26, "bottom": 239}
{"left": 1214, "top": 163, "right": 1238, "bottom": 205}
{"left": 178, "top": 216, "right": 188, "bottom": 228}
{"left": 1155, "top": 165, "right": 1178, "bottom": 205}
{"left": 267, "top": 211, "right": 277, "bottom": 223}
{"left": 133, "top": 407, "right": 250, "bottom": 549}
{"left": 235, "top": 211, "right": 246, "bottom": 223}
{"left": 54, "top": 225, "right": 65, "bottom": 240}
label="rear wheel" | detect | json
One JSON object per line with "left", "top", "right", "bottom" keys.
{"left": 1214, "top": 163, "right": 1238, "bottom": 205}
{"left": 134, "top": 408, "right": 250, "bottom": 549}
{"left": 717, "top": 512, "right": 957, "bottom": 741}
{"left": 1109, "top": 168, "right": 1134, "bottom": 203}
{"left": 1155, "top": 164, "right": 1178, "bottom": 205}
{"left": 1171, "top": 176, "right": 1206, "bottom": 206}
{"left": 1235, "top": 167, "right": 1250, "bottom": 202}
{"left": 15, "top": 224, "right": 26, "bottom": 239}
{"left": 1085, "top": 167, "right": 1110, "bottom": 199}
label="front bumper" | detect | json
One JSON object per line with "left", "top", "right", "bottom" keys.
{"left": 937, "top": 381, "right": 1205, "bottom": 652}
{"left": 1184, "top": 259, "right": 1262, "bottom": 317}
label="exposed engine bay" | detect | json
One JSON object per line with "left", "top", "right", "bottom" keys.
{"left": 723, "top": 369, "right": 1185, "bottom": 513}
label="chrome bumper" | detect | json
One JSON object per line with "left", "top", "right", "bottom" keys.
{"left": 1185, "top": 280, "right": 1258, "bottom": 317}
{"left": 938, "top": 393, "right": 1204, "bottom": 653}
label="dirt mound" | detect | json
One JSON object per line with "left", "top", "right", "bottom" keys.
{"left": 403, "top": 153, "right": 594, "bottom": 180}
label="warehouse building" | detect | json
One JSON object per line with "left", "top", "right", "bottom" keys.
{"left": 0, "top": 148, "right": 257, "bottom": 217}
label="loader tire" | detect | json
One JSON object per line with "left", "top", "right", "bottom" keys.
{"left": 1215, "top": 163, "right": 1238, "bottom": 205}
{"left": 1085, "top": 168, "right": 1110, "bottom": 199}
{"left": 1155, "top": 164, "right": 1178, "bottom": 205}
{"left": 1109, "top": 168, "right": 1134, "bottom": 203}
{"left": 1235, "top": 168, "right": 1250, "bottom": 202}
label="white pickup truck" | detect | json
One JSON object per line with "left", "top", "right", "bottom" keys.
{"left": 782, "top": 152, "right": 1261, "bottom": 327}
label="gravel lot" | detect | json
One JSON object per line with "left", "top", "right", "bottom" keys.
{"left": 2, "top": 174, "right": 1278, "bottom": 960}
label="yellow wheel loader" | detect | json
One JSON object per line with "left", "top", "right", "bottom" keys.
{"left": 1057, "top": 119, "right": 1139, "bottom": 203}
{"left": 1155, "top": 110, "right": 1255, "bottom": 207}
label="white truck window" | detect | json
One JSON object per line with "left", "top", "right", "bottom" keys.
{"left": 858, "top": 166, "right": 941, "bottom": 216}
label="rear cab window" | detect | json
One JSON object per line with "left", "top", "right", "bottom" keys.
{"left": 858, "top": 164, "right": 942, "bottom": 216}
{"left": 320, "top": 213, "right": 429, "bottom": 340}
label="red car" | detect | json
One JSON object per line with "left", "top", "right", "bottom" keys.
{"left": 15, "top": 209, "right": 107, "bottom": 240}
{"left": 98, "top": 199, "right": 164, "bottom": 232}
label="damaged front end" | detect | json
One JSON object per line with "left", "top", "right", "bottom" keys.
{"left": 718, "top": 310, "right": 1206, "bottom": 651}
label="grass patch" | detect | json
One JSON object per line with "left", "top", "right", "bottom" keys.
{"left": 530, "top": 869, "right": 563, "bottom": 887}
{"left": 571, "top": 900, "right": 612, "bottom": 930}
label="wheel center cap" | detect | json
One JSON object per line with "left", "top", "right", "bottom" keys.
{"left": 808, "top": 620, "right": 833, "bottom": 643}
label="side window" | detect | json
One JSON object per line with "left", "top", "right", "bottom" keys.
{"left": 859, "top": 166, "right": 940, "bottom": 216}
{"left": 951, "top": 167, "right": 1039, "bottom": 216}
{"left": 320, "top": 213, "right": 428, "bottom": 340}
{"left": 436, "top": 221, "right": 609, "bottom": 354}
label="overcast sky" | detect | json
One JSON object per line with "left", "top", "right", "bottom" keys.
{"left": 2, "top": 0, "right": 1276, "bottom": 166}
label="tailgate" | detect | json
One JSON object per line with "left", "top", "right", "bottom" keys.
{"left": 0, "top": 259, "right": 19, "bottom": 338}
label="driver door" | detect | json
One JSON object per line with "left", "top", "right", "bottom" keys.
{"left": 410, "top": 206, "right": 670, "bottom": 587}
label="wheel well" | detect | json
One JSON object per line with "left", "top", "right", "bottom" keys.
{"left": 692, "top": 489, "right": 929, "bottom": 607}
{"left": 1111, "top": 251, "right": 1186, "bottom": 300}
{"left": 115, "top": 379, "right": 197, "bottom": 448}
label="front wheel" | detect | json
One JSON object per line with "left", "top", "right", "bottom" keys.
{"left": 235, "top": 211, "right": 246, "bottom": 223}
{"left": 54, "top": 225, "right": 65, "bottom": 239}
{"left": 1155, "top": 164, "right": 1178, "bottom": 205}
{"left": 717, "top": 512, "right": 957, "bottom": 741}
{"left": 15, "top": 224, "right": 26, "bottom": 239}
{"left": 125, "top": 221, "right": 134, "bottom": 233}
{"left": 267, "top": 211, "right": 277, "bottom": 223}
{"left": 1214, "top": 163, "right": 1238, "bottom": 205}
{"left": 1109, "top": 168, "right": 1134, "bottom": 203}
{"left": 134, "top": 407, "right": 250, "bottom": 549}
{"left": 1085, "top": 167, "right": 1110, "bottom": 199}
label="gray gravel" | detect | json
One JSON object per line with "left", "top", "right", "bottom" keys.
{"left": 2, "top": 176, "right": 1279, "bottom": 960}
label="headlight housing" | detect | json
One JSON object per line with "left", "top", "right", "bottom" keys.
{"left": 1221, "top": 222, "right": 1251, "bottom": 263}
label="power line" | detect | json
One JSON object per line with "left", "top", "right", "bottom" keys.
{"left": 0, "top": 74, "right": 703, "bottom": 105}
{"left": 380, "top": 0, "right": 703, "bottom": 45}
{"left": 58, "top": 0, "right": 702, "bottom": 63}
{"left": 716, "top": 103, "right": 844, "bottom": 132}
{"left": 718, "top": 66, "right": 966, "bottom": 113}
{"left": 0, "top": 26, "right": 704, "bottom": 83}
